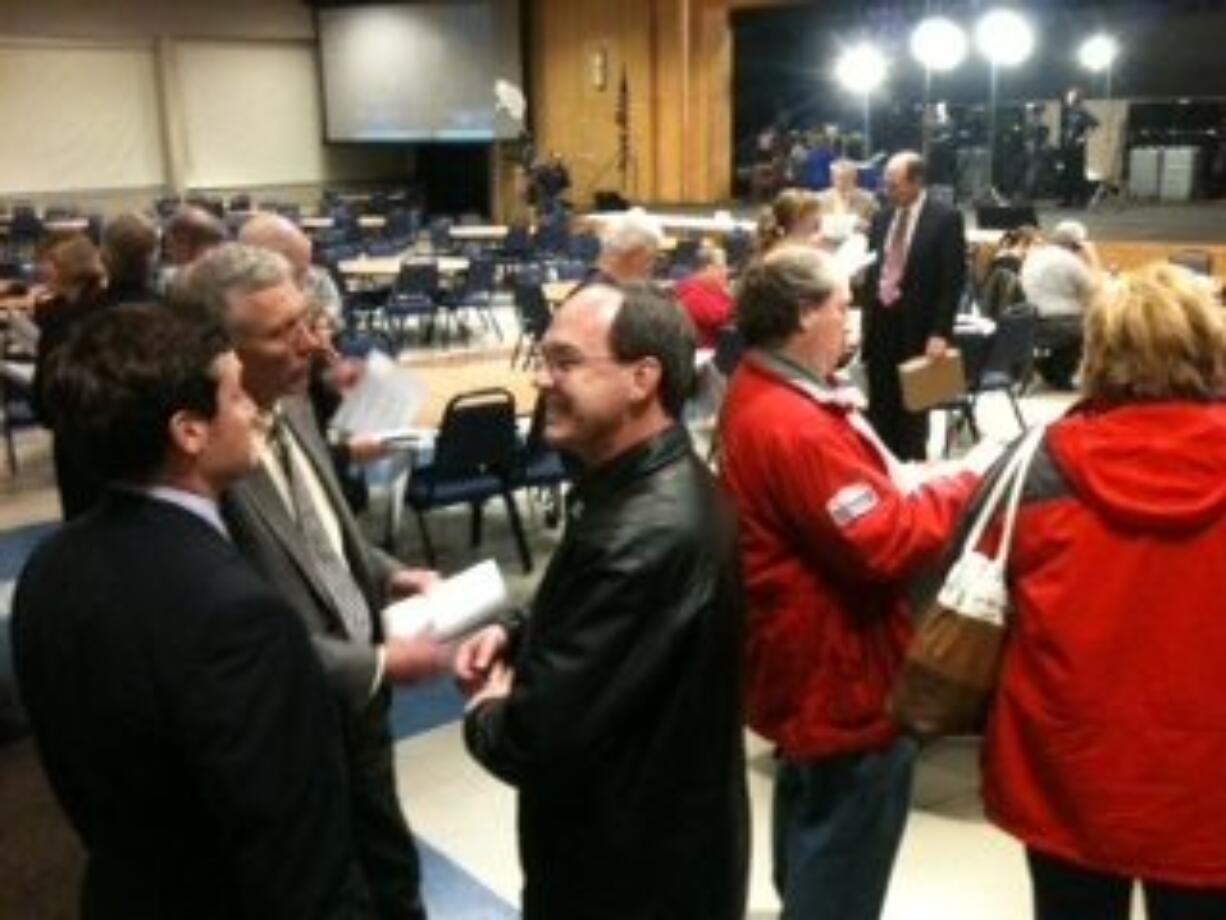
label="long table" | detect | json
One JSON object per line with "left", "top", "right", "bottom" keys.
{"left": 338, "top": 252, "right": 470, "bottom": 280}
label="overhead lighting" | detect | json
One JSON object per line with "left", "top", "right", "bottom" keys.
{"left": 911, "top": 17, "right": 969, "bottom": 73}
{"left": 834, "top": 42, "right": 888, "bottom": 95}
{"left": 975, "top": 8, "right": 1035, "bottom": 68}
{"left": 1078, "top": 34, "right": 1119, "bottom": 73}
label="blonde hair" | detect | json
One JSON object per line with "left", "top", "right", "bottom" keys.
{"left": 1081, "top": 262, "right": 1226, "bottom": 402}
{"left": 755, "top": 188, "right": 820, "bottom": 254}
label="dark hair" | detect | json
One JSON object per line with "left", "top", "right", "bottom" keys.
{"left": 735, "top": 245, "right": 841, "bottom": 348}
{"left": 48, "top": 304, "right": 232, "bottom": 484}
{"left": 164, "top": 206, "right": 226, "bottom": 264}
{"left": 102, "top": 212, "right": 158, "bottom": 290}
{"left": 608, "top": 283, "right": 696, "bottom": 419}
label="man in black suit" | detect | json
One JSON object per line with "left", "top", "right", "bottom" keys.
{"left": 863, "top": 151, "right": 967, "bottom": 460}
{"left": 10, "top": 305, "right": 371, "bottom": 919}
{"left": 174, "top": 244, "right": 444, "bottom": 920}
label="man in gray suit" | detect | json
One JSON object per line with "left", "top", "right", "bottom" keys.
{"left": 174, "top": 244, "right": 442, "bottom": 920}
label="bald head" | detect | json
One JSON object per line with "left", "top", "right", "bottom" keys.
{"left": 238, "top": 213, "right": 312, "bottom": 285}
{"left": 884, "top": 151, "right": 926, "bottom": 207}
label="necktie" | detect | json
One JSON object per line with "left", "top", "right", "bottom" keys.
{"left": 878, "top": 206, "right": 911, "bottom": 308}
{"left": 269, "top": 416, "right": 373, "bottom": 642}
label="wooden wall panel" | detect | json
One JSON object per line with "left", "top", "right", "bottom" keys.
{"left": 530, "top": 0, "right": 732, "bottom": 206}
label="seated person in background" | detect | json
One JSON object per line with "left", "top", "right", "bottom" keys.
{"left": 755, "top": 188, "right": 821, "bottom": 256}
{"left": 674, "top": 244, "right": 733, "bottom": 349}
{"left": 586, "top": 209, "right": 664, "bottom": 288}
{"left": 1021, "top": 220, "right": 1101, "bottom": 389}
{"left": 12, "top": 305, "right": 373, "bottom": 919}
{"left": 99, "top": 212, "right": 159, "bottom": 306}
{"left": 158, "top": 205, "right": 226, "bottom": 294}
{"left": 979, "top": 224, "right": 1041, "bottom": 320}
{"left": 816, "top": 159, "right": 878, "bottom": 236}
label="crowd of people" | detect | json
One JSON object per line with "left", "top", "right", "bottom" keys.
{"left": 4, "top": 147, "right": 1226, "bottom": 920}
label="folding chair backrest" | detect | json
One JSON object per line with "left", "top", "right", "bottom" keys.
{"left": 396, "top": 262, "right": 439, "bottom": 296}
{"left": 514, "top": 283, "right": 553, "bottom": 336}
{"left": 980, "top": 303, "right": 1037, "bottom": 385}
{"left": 466, "top": 256, "right": 497, "bottom": 292}
{"left": 433, "top": 388, "right": 519, "bottom": 478}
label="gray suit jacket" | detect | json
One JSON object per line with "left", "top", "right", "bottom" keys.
{"left": 222, "top": 396, "right": 400, "bottom": 712}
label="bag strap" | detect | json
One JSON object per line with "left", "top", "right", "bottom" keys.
{"left": 958, "top": 423, "right": 1046, "bottom": 566}
{"left": 994, "top": 423, "right": 1047, "bottom": 570}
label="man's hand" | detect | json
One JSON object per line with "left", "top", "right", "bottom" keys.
{"left": 454, "top": 624, "right": 511, "bottom": 697}
{"left": 348, "top": 434, "right": 390, "bottom": 465}
{"left": 386, "top": 567, "right": 440, "bottom": 599}
{"left": 465, "top": 661, "right": 514, "bottom": 712}
{"left": 382, "top": 636, "right": 449, "bottom": 685}
{"left": 924, "top": 336, "right": 949, "bottom": 359}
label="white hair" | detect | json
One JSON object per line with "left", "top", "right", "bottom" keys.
{"left": 1051, "top": 220, "right": 1089, "bottom": 248}
{"left": 601, "top": 209, "right": 664, "bottom": 257}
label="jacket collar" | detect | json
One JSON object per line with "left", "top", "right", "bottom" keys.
{"left": 747, "top": 348, "right": 865, "bottom": 411}
{"left": 569, "top": 424, "right": 690, "bottom": 518}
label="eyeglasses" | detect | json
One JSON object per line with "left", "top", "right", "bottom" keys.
{"left": 538, "top": 348, "right": 627, "bottom": 376}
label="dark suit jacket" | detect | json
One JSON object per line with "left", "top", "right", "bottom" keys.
{"left": 863, "top": 195, "right": 966, "bottom": 363}
{"left": 221, "top": 396, "right": 397, "bottom": 712}
{"left": 10, "top": 491, "right": 370, "bottom": 920}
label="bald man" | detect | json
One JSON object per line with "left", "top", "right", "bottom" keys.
{"left": 862, "top": 151, "right": 966, "bottom": 460}
{"left": 240, "top": 212, "right": 343, "bottom": 322}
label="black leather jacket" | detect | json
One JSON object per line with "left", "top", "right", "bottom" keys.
{"left": 465, "top": 425, "right": 749, "bottom": 919}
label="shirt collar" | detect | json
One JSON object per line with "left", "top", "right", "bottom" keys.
{"left": 134, "top": 484, "right": 230, "bottom": 540}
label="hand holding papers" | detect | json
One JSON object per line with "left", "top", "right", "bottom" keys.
{"left": 329, "top": 351, "right": 423, "bottom": 439}
{"left": 382, "top": 559, "right": 510, "bottom": 644}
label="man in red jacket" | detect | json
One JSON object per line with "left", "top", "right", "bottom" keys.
{"left": 719, "top": 244, "right": 977, "bottom": 920}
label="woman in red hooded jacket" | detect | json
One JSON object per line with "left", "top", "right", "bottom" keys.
{"left": 982, "top": 263, "right": 1226, "bottom": 919}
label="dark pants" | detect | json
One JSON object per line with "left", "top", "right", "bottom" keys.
{"left": 772, "top": 738, "right": 917, "bottom": 920}
{"left": 1028, "top": 849, "right": 1226, "bottom": 920}
{"left": 866, "top": 321, "right": 930, "bottom": 460}
{"left": 349, "top": 688, "right": 427, "bottom": 920}
{"left": 1059, "top": 144, "right": 1089, "bottom": 207}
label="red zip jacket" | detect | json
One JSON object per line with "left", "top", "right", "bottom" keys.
{"left": 719, "top": 355, "right": 975, "bottom": 758}
{"left": 983, "top": 400, "right": 1226, "bottom": 885}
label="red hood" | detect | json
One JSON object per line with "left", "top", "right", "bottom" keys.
{"left": 1047, "top": 401, "right": 1226, "bottom": 534}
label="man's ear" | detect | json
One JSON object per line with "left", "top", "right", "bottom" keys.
{"left": 167, "top": 409, "right": 209, "bottom": 459}
{"left": 627, "top": 355, "right": 663, "bottom": 407}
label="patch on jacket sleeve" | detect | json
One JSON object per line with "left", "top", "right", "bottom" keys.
{"left": 826, "top": 482, "right": 880, "bottom": 527}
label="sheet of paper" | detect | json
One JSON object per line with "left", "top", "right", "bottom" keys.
{"left": 832, "top": 234, "right": 876, "bottom": 277}
{"left": 381, "top": 559, "right": 509, "bottom": 643}
{"left": 329, "top": 351, "right": 424, "bottom": 437}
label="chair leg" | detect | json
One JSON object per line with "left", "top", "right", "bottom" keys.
{"left": 1007, "top": 390, "right": 1027, "bottom": 431}
{"left": 470, "top": 500, "right": 484, "bottom": 547}
{"left": 414, "top": 509, "right": 437, "bottom": 567}
{"left": 502, "top": 490, "right": 533, "bottom": 574}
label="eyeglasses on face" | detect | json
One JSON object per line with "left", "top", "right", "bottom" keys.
{"left": 537, "top": 347, "right": 628, "bottom": 376}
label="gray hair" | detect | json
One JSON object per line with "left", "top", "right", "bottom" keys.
{"left": 171, "top": 242, "right": 292, "bottom": 329}
{"left": 735, "top": 244, "right": 846, "bottom": 348}
{"left": 600, "top": 210, "right": 664, "bottom": 257}
{"left": 1050, "top": 220, "right": 1089, "bottom": 250}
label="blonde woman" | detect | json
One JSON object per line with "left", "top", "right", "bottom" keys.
{"left": 754, "top": 188, "right": 821, "bottom": 256}
{"left": 981, "top": 263, "right": 1226, "bottom": 919}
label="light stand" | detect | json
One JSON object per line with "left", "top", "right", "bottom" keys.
{"left": 975, "top": 8, "right": 1035, "bottom": 204}
{"left": 835, "top": 43, "right": 887, "bottom": 159}
{"left": 1079, "top": 34, "right": 1123, "bottom": 209}
{"left": 910, "top": 17, "right": 968, "bottom": 160}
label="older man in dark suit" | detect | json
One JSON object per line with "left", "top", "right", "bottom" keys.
{"left": 11, "top": 305, "right": 371, "bottom": 919}
{"left": 863, "top": 151, "right": 967, "bottom": 460}
{"left": 174, "top": 244, "right": 442, "bottom": 920}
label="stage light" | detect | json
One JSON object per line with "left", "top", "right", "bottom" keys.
{"left": 975, "top": 8, "right": 1035, "bottom": 68}
{"left": 1078, "top": 34, "right": 1119, "bottom": 73}
{"left": 911, "top": 17, "right": 968, "bottom": 73}
{"left": 834, "top": 42, "right": 887, "bottom": 157}
{"left": 834, "top": 43, "right": 888, "bottom": 95}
